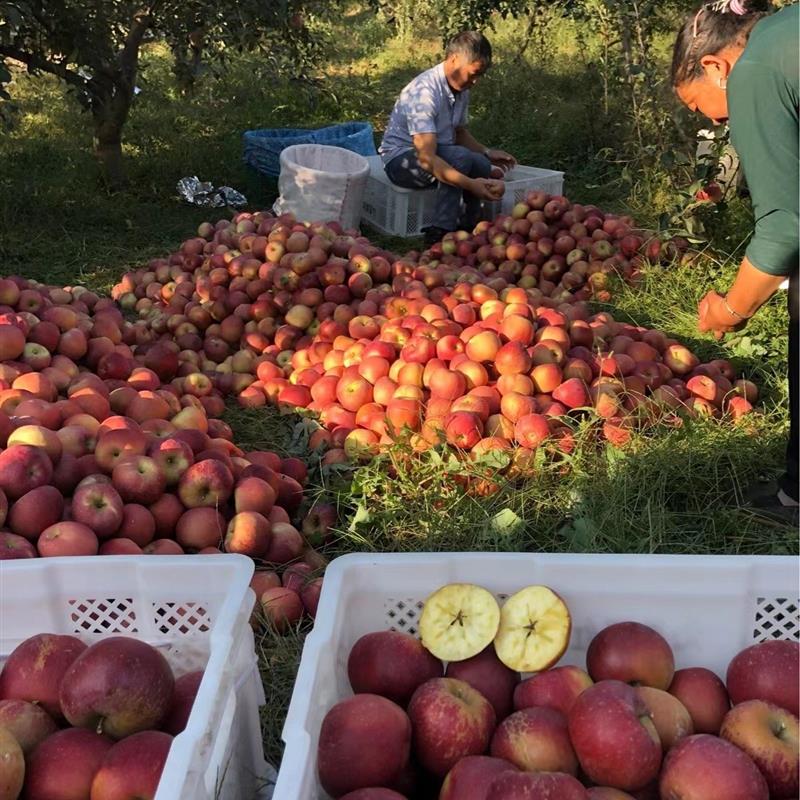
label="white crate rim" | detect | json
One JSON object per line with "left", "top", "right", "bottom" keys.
{"left": 276, "top": 552, "right": 799, "bottom": 799}
{"left": 361, "top": 157, "right": 564, "bottom": 237}
{"left": 0, "top": 555, "right": 271, "bottom": 800}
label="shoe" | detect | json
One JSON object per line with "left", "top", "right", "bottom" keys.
{"left": 422, "top": 226, "right": 449, "bottom": 248}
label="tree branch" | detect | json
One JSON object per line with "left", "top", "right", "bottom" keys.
{"left": 118, "top": 9, "right": 153, "bottom": 84}
{"left": 0, "top": 45, "right": 88, "bottom": 90}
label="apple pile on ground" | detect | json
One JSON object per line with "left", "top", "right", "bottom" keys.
{"left": 0, "top": 632, "right": 206, "bottom": 800}
{"left": 110, "top": 205, "right": 755, "bottom": 470}
{"left": 0, "top": 275, "right": 326, "bottom": 627}
{"left": 315, "top": 582, "right": 799, "bottom": 799}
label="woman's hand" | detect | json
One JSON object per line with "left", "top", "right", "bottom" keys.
{"left": 697, "top": 290, "right": 748, "bottom": 339}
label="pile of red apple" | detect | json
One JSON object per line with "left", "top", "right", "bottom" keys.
{"left": 0, "top": 275, "right": 327, "bottom": 629}
{"left": 0, "top": 632, "right": 205, "bottom": 800}
{"left": 315, "top": 582, "right": 799, "bottom": 799}
{"left": 108, "top": 204, "right": 755, "bottom": 470}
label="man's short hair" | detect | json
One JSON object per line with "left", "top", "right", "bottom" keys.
{"left": 445, "top": 31, "right": 492, "bottom": 68}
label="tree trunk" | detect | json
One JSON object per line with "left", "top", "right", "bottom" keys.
{"left": 93, "top": 130, "right": 126, "bottom": 190}
{"left": 91, "top": 83, "right": 133, "bottom": 190}
{"left": 89, "top": 10, "right": 151, "bottom": 189}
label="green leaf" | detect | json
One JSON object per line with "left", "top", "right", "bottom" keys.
{"left": 348, "top": 502, "right": 372, "bottom": 533}
{"left": 486, "top": 508, "right": 524, "bottom": 537}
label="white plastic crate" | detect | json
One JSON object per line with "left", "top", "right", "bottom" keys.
{"left": 361, "top": 157, "right": 564, "bottom": 237}
{"left": 0, "top": 555, "right": 274, "bottom": 800}
{"left": 485, "top": 164, "right": 565, "bottom": 217}
{"left": 276, "top": 552, "right": 799, "bottom": 799}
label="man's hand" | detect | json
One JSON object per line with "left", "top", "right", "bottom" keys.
{"left": 697, "top": 290, "right": 748, "bottom": 340}
{"left": 470, "top": 178, "right": 506, "bottom": 200}
{"left": 486, "top": 149, "right": 516, "bottom": 170}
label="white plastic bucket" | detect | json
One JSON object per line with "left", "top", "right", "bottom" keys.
{"left": 273, "top": 144, "right": 370, "bottom": 230}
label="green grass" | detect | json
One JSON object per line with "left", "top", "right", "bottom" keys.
{"left": 1, "top": 5, "right": 796, "bottom": 778}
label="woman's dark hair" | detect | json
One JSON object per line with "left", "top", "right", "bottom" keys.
{"left": 446, "top": 31, "right": 493, "bottom": 69}
{"left": 671, "top": 0, "right": 770, "bottom": 87}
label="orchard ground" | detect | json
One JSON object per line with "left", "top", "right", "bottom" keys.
{"left": 1, "top": 8, "right": 795, "bottom": 770}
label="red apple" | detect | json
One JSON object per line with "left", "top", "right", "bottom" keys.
{"left": 659, "top": 733, "right": 768, "bottom": 800}
{"left": 439, "top": 755, "right": 518, "bottom": 800}
{"left": 586, "top": 621, "right": 675, "bottom": 689}
{"left": 0, "top": 699, "right": 57, "bottom": 755}
{"left": 90, "top": 730, "right": 172, "bottom": 800}
{"left": 94, "top": 429, "right": 148, "bottom": 473}
{"left": 0, "top": 633, "right": 87, "bottom": 719}
{"left": 635, "top": 686, "right": 693, "bottom": 750}
{"left": 23, "top": 728, "right": 113, "bottom": 800}
{"left": 37, "top": 521, "right": 99, "bottom": 556}
{"left": 491, "top": 706, "right": 578, "bottom": 774}
{"left": 60, "top": 637, "right": 174, "bottom": 739}
{"left": 514, "top": 665, "right": 593, "bottom": 716}
{"left": 0, "top": 444, "right": 53, "bottom": 500}
{"left": 408, "top": 677, "right": 496, "bottom": 777}
{"left": 111, "top": 455, "right": 166, "bottom": 505}
{"left": 177, "top": 458, "right": 234, "bottom": 507}
{"left": 234, "top": 475, "right": 277, "bottom": 517}
{"left": 148, "top": 437, "right": 193, "bottom": 485}
{"left": 348, "top": 631, "right": 443, "bottom": 706}
{"left": 162, "top": 670, "right": 204, "bottom": 735}
{"left": 487, "top": 770, "right": 589, "bottom": 799}
{"left": 262, "top": 521, "right": 304, "bottom": 564}
{"left": 175, "top": 507, "right": 225, "bottom": 551}
{"left": 71, "top": 482, "right": 124, "bottom": 539}
{"left": 726, "top": 640, "right": 799, "bottom": 716}
{"left": 668, "top": 667, "right": 730, "bottom": 734}
{"left": 720, "top": 699, "right": 798, "bottom": 798}
{"left": 317, "top": 694, "right": 411, "bottom": 797}
{"left": 6, "top": 485, "right": 64, "bottom": 540}
{"left": 446, "top": 646, "right": 518, "bottom": 721}
{"left": 224, "top": 510, "right": 271, "bottom": 557}
{"left": 0, "top": 531, "right": 37, "bottom": 559}
{"left": 567, "top": 680, "right": 662, "bottom": 791}
{"left": 259, "top": 587, "right": 304, "bottom": 632}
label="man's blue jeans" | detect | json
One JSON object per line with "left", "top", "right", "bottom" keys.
{"left": 384, "top": 145, "right": 492, "bottom": 231}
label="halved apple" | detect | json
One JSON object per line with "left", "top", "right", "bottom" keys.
{"left": 494, "top": 585, "right": 571, "bottom": 672}
{"left": 419, "top": 583, "right": 501, "bottom": 662}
